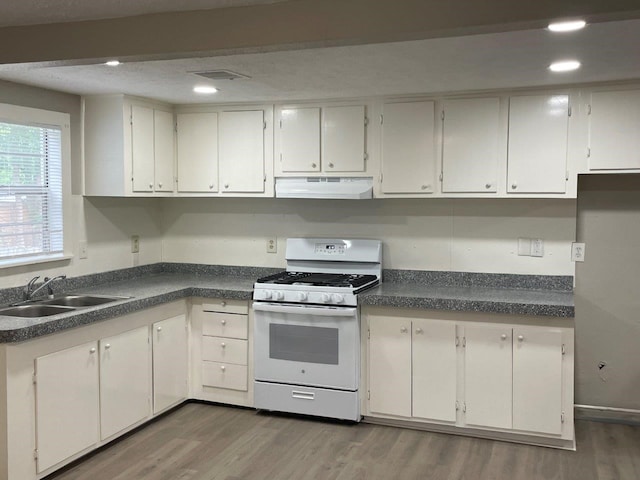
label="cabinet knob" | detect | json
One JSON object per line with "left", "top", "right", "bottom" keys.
{"left": 400, "top": 327, "right": 408, "bottom": 333}
{"left": 149, "top": 183, "right": 153, "bottom": 189}
{"left": 421, "top": 185, "right": 430, "bottom": 190}
{"left": 221, "top": 319, "right": 226, "bottom": 325}
{"left": 518, "top": 335, "right": 524, "bottom": 342}
{"left": 311, "top": 163, "right": 317, "bottom": 168}
{"left": 485, "top": 183, "right": 492, "bottom": 189}
{"left": 209, "top": 184, "right": 214, "bottom": 189}
{"left": 221, "top": 342, "right": 226, "bottom": 348}
{"left": 89, "top": 347, "right": 96, "bottom": 354}
{"left": 328, "top": 162, "right": 334, "bottom": 168}
{"left": 157, "top": 326, "right": 162, "bottom": 332}
{"left": 221, "top": 301, "right": 227, "bottom": 307}
{"left": 501, "top": 334, "right": 507, "bottom": 340}
{"left": 158, "top": 183, "right": 163, "bottom": 188}
{"left": 220, "top": 365, "right": 226, "bottom": 371}
{"left": 416, "top": 328, "right": 423, "bottom": 334}
{"left": 104, "top": 343, "right": 111, "bottom": 350}
{"left": 224, "top": 183, "right": 229, "bottom": 189}
{"left": 511, "top": 183, "right": 517, "bottom": 190}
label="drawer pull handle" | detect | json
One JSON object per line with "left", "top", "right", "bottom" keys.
{"left": 518, "top": 335, "right": 524, "bottom": 342}
{"left": 89, "top": 347, "right": 96, "bottom": 354}
{"left": 104, "top": 343, "right": 111, "bottom": 350}
{"left": 157, "top": 326, "right": 162, "bottom": 332}
{"left": 221, "top": 342, "right": 226, "bottom": 348}
{"left": 415, "top": 328, "right": 423, "bottom": 334}
{"left": 400, "top": 327, "right": 408, "bottom": 333}
{"left": 220, "top": 365, "right": 226, "bottom": 371}
{"left": 221, "top": 320, "right": 226, "bottom": 325}
{"left": 501, "top": 334, "right": 507, "bottom": 340}
{"left": 292, "top": 391, "right": 315, "bottom": 400}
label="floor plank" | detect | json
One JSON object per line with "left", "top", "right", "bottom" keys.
{"left": 47, "top": 403, "right": 640, "bottom": 480}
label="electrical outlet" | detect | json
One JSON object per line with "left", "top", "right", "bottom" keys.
{"left": 79, "top": 241, "right": 88, "bottom": 259}
{"left": 531, "top": 238, "right": 544, "bottom": 257}
{"left": 571, "top": 242, "right": 586, "bottom": 262}
{"left": 131, "top": 235, "right": 140, "bottom": 253}
{"left": 267, "top": 237, "right": 277, "bottom": 253}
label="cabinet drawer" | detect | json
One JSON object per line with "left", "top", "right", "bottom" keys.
{"left": 202, "top": 336, "right": 247, "bottom": 365}
{"left": 202, "top": 299, "right": 248, "bottom": 315}
{"left": 202, "top": 361, "right": 248, "bottom": 391}
{"left": 202, "top": 313, "right": 248, "bottom": 339}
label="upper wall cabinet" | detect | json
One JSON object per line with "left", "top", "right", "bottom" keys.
{"left": 380, "top": 101, "right": 437, "bottom": 195}
{"left": 441, "top": 97, "right": 502, "bottom": 193}
{"left": 276, "top": 103, "right": 369, "bottom": 176}
{"left": 84, "top": 95, "right": 175, "bottom": 197}
{"left": 587, "top": 88, "right": 640, "bottom": 171}
{"left": 175, "top": 105, "right": 273, "bottom": 197}
{"left": 507, "top": 94, "right": 569, "bottom": 194}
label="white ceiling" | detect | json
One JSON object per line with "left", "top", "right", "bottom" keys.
{"left": 0, "top": 18, "right": 639, "bottom": 104}
{"left": 0, "top": 0, "right": 282, "bottom": 27}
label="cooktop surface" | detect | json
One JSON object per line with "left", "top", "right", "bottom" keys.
{"left": 256, "top": 271, "right": 378, "bottom": 288}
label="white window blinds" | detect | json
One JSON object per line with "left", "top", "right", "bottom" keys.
{"left": 0, "top": 121, "right": 63, "bottom": 262}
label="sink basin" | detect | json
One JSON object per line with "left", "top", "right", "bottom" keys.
{"left": 0, "top": 304, "right": 76, "bottom": 317}
{"left": 40, "top": 295, "right": 129, "bottom": 308}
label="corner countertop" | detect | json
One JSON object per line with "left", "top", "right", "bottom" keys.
{"left": 0, "top": 265, "right": 574, "bottom": 343}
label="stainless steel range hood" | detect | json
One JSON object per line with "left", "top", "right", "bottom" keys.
{"left": 275, "top": 177, "right": 373, "bottom": 199}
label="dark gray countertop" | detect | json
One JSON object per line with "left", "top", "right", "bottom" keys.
{"left": 0, "top": 266, "right": 574, "bottom": 343}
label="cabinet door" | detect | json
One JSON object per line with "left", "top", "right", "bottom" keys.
{"left": 219, "top": 110, "right": 265, "bottom": 193}
{"left": 463, "top": 324, "right": 512, "bottom": 429}
{"left": 513, "top": 326, "right": 563, "bottom": 435}
{"left": 381, "top": 101, "right": 436, "bottom": 194}
{"left": 442, "top": 97, "right": 501, "bottom": 193}
{"left": 412, "top": 319, "right": 457, "bottom": 422}
{"left": 368, "top": 315, "right": 411, "bottom": 417}
{"left": 589, "top": 89, "right": 640, "bottom": 170}
{"left": 35, "top": 341, "right": 99, "bottom": 473}
{"left": 131, "top": 104, "right": 155, "bottom": 192}
{"left": 153, "top": 314, "right": 188, "bottom": 413}
{"left": 153, "top": 109, "right": 175, "bottom": 192}
{"left": 508, "top": 95, "right": 568, "bottom": 194}
{"left": 322, "top": 105, "right": 366, "bottom": 172}
{"left": 176, "top": 112, "right": 218, "bottom": 192}
{"left": 280, "top": 107, "right": 321, "bottom": 173}
{"left": 100, "top": 326, "right": 150, "bottom": 440}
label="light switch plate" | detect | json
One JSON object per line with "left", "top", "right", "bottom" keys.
{"left": 517, "top": 238, "right": 531, "bottom": 256}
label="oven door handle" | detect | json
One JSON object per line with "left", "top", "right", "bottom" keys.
{"left": 252, "top": 302, "right": 357, "bottom": 317}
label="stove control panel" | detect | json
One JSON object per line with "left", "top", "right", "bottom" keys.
{"left": 253, "top": 287, "right": 357, "bottom": 306}
{"left": 314, "top": 243, "right": 346, "bottom": 255}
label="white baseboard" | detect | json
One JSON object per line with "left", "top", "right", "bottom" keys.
{"left": 575, "top": 404, "right": 640, "bottom": 425}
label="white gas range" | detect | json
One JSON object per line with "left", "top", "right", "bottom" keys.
{"left": 252, "top": 238, "right": 382, "bottom": 422}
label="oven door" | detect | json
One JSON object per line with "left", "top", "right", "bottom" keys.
{"left": 253, "top": 302, "right": 359, "bottom": 391}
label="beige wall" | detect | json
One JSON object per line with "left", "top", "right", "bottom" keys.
{"left": 575, "top": 174, "right": 640, "bottom": 410}
{"left": 160, "top": 197, "right": 577, "bottom": 275}
{"left": 0, "top": 80, "right": 163, "bottom": 289}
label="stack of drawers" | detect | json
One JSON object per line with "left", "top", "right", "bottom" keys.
{"left": 201, "top": 300, "right": 249, "bottom": 392}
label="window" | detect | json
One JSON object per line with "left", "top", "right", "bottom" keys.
{"left": 0, "top": 115, "right": 64, "bottom": 264}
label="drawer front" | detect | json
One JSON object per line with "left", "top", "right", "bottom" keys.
{"left": 202, "top": 361, "right": 248, "bottom": 391}
{"left": 202, "top": 299, "right": 248, "bottom": 315}
{"left": 202, "top": 336, "right": 247, "bottom": 365}
{"left": 202, "top": 313, "right": 248, "bottom": 339}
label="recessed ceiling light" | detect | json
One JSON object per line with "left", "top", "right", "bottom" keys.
{"left": 548, "top": 20, "right": 587, "bottom": 32}
{"left": 549, "top": 60, "right": 581, "bottom": 72}
{"left": 105, "top": 60, "right": 120, "bottom": 66}
{"left": 193, "top": 85, "right": 218, "bottom": 94}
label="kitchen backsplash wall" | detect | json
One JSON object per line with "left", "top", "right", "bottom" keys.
{"left": 160, "top": 197, "right": 577, "bottom": 276}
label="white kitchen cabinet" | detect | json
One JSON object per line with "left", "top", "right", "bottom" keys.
{"left": 368, "top": 314, "right": 412, "bottom": 417}
{"left": 512, "top": 326, "right": 564, "bottom": 435}
{"left": 219, "top": 110, "right": 265, "bottom": 193}
{"left": 279, "top": 107, "right": 321, "bottom": 173}
{"left": 380, "top": 101, "right": 437, "bottom": 194}
{"left": 35, "top": 341, "right": 99, "bottom": 473}
{"left": 463, "top": 324, "right": 512, "bottom": 429}
{"left": 100, "top": 326, "right": 151, "bottom": 440}
{"left": 442, "top": 97, "right": 501, "bottom": 193}
{"left": 176, "top": 112, "right": 218, "bottom": 193}
{"left": 277, "top": 103, "right": 368, "bottom": 175}
{"left": 412, "top": 319, "right": 457, "bottom": 422}
{"left": 588, "top": 89, "right": 640, "bottom": 171}
{"left": 153, "top": 314, "right": 189, "bottom": 413}
{"left": 84, "top": 95, "right": 175, "bottom": 196}
{"left": 507, "top": 94, "right": 569, "bottom": 194}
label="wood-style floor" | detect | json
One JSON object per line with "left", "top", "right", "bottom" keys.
{"left": 48, "top": 402, "right": 640, "bottom": 480}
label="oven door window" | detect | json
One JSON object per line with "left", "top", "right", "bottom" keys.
{"left": 269, "top": 324, "right": 338, "bottom": 365}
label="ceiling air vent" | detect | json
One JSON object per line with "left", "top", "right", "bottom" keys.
{"left": 191, "top": 70, "right": 251, "bottom": 81}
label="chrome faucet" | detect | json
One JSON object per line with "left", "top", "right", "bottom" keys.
{"left": 23, "top": 275, "right": 67, "bottom": 301}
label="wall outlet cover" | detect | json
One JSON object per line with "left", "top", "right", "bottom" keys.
{"left": 267, "top": 237, "right": 277, "bottom": 253}
{"left": 531, "top": 238, "right": 544, "bottom": 257}
{"left": 131, "top": 235, "right": 140, "bottom": 253}
{"left": 79, "top": 241, "right": 88, "bottom": 259}
{"left": 571, "top": 242, "right": 586, "bottom": 262}
{"left": 517, "top": 238, "right": 531, "bottom": 256}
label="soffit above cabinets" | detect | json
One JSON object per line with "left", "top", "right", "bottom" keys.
{"left": 1, "top": 18, "right": 640, "bottom": 104}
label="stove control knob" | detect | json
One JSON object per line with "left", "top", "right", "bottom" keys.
{"left": 262, "top": 290, "right": 273, "bottom": 300}
{"left": 274, "top": 291, "right": 284, "bottom": 301}
{"left": 297, "top": 292, "right": 308, "bottom": 301}
{"left": 331, "top": 294, "right": 345, "bottom": 304}
{"left": 320, "top": 293, "right": 331, "bottom": 303}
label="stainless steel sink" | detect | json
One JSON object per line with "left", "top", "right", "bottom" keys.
{"left": 40, "top": 294, "right": 129, "bottom": 308}
{"left": 0, "top": 304, "right": 76, "bottom": 317}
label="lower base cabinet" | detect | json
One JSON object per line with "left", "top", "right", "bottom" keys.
{"left": 153, "top": 315, "right": 188, "bottom": 413}
{"left": 365, "top": 307, "right": 574, "bottom": 448}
